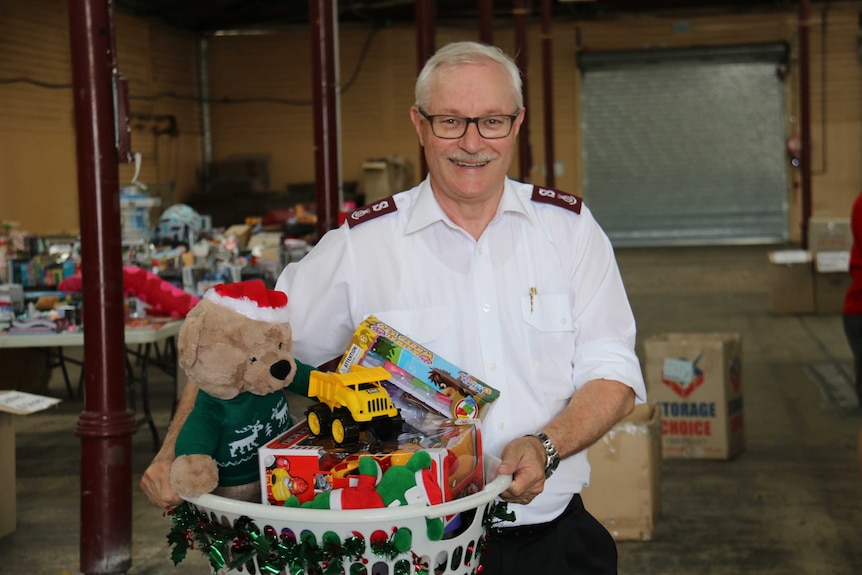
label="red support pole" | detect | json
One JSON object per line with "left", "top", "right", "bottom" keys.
{"left": 798, "top": 0, "right": 813, "bottom": 248}
{"left": 311, "top": 0, "right": 340, "bottom": 237}
{"left": 479, "top": 0, "right": 494, "bottom": 45}
{"left": 68, "top": 0, "right": 136, "bottom": 573}
{"left": 513, "top": 0, "right": 532, "bottom": 182}
{"left": 416, "top": 0, "right": 436, "bottom": 180}
{"left": 541, "top": 0, "right": 555, "bottom": 189}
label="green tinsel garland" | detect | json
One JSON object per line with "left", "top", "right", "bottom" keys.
{"left": 167, "top": 500, "right": 513, "bottom": 574}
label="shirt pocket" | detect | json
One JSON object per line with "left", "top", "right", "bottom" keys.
{"left": 520, "top": 292, "right": 576, "bottom": 401}
{"left": 520, "top": 292, "right": 575, "bottom": 333}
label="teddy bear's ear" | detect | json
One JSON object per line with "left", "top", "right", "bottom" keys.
{"left": 177, "top": 312, "right": 204, "bottom": 372}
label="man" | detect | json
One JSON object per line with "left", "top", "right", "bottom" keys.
{"left": 142, "top": 41, "right": 645, "bottom": 574}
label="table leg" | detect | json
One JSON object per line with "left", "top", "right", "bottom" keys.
{"left": 125, "top": 342, "right": 161, "bottom": 452}
{"left": 138, "top": 342, "right": 160, "bottom": 451}
{"left": 165, "top": 336, "right": 178, "bottom": 416}
{"left": 46, "top": 347, "right": 74, "bottom": 399}
{"left": 124, "top": 351, "right": 137, "bottom": 413}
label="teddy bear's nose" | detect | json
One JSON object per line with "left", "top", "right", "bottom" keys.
{"left": 270, "top": 359, "right": 293, "bottom": 381}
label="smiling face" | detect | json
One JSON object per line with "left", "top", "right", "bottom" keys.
{"left": 410, "top": 60, "right": 524, "bottom": 210}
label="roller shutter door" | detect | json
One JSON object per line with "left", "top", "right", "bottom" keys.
{"left": 579, "top": 44, "right": 789, "bottom": 246}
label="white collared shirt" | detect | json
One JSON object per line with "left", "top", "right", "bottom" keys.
{"left": 276, "top": 176, "right": 646, "bottom": 526}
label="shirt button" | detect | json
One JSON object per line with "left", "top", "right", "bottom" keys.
{"left": 482, "top": 304, "right": 490, "bottom": 312}
{"left": 489, "top": 363, "right": 497, "bottom": 371}
{"left": 561, "top": 317, "right": 568, "bottom": 325}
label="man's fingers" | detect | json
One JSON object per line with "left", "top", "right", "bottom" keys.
{"left": 140, "top": 460, "right": 181, "bottom": 509}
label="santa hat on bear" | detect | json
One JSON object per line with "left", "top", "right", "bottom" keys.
{"left": 203, "top": 279, "right": 291, "bottom": 324}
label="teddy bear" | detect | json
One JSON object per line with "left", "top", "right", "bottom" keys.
{"left": 287, "top": 450, "right": 445, "bottom": 542}
{"left": 169, "top": 279, "right": 312, "bottom": 502}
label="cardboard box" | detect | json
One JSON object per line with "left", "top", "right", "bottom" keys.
{"left": 259, "top": 419, "right": 483, "bottom": 509}
{"left": 224, "top": 224, "right": 253, "bottom": 250}
{"left": 0, "top": 349, "right": 51, "bottom": 394}
{"left": 808, "top": 217, "right": 852, "bottom": 254}
{"left": 581, "top": 404, "right": 661, "bottom": 541}
{"left": 644, "top": 333, "right": 745, "bottom": 460}
{"left": 767, "top": 250, "right": 815, "bottom": 314}
{"left": 814, "top": 251, "right": 850, "bottom": 273}
{"left": 814, "top": 271, "right": 852, "bottom": 315}
{"left": 337, "top": 316, "right": 500, "bottom": 420}
{"left": 361, "top": 156, "right": 414, "bottom": 204}
{"left": 0, "top": 391, "right": 62, "bottom": 539}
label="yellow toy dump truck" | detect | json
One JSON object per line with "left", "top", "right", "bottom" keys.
{"left": 305, "top": 365, "right": 404, "bottom": 446}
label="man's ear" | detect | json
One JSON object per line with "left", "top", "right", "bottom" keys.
{"left": 512, "top": 107, "right": 526, "bottom": 138}
{"left": 409, "top": 106, "right": 426, "bottom": 147}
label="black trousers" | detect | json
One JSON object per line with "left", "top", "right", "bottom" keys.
{"left": 842, "top": 314, "right": 862, "bottom": 407}
{"left": 478, "top": 494, "right": 617, "bottom": 575}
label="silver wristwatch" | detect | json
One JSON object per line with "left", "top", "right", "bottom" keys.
{"left": 530, "top": 432, "right": 560, "bottom": 478}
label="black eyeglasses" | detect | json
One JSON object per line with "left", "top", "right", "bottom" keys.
{"left": 418, "top": 108, "right": 520, "bottom": 140}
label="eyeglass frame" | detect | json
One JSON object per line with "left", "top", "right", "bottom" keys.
{"left": 417, "top": 107, "right": 522, "bottom": 140}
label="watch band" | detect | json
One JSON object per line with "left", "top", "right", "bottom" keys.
{"left": 529, "top": 431, "right": 560, "bottom": 478}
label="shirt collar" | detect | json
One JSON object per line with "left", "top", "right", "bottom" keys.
{"left": 405, "top": 177, "right": 533, "bottom": 234}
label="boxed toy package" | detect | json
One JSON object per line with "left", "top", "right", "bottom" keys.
{"left": 259, "top": 418, "right": 483, "bottom": 509}
{"left": 337, "top": 315, "right": 500, "bottom": 420}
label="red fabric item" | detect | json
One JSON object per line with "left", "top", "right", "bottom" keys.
{"left": 123, "top": 266, "right": 199, "bottom": 318}
{"left": 331, "top": 473, "right": 385, "bottom": 510}
{"left": 57, "top": 275, "right": 83, "bottom": 292}
{"left": 844, "top": 192, "right": 862, "bottom": 315}
{"left": 58, "top": 267, "right": 199, "bottom": 318}
{"left": 213, "top": 279, "right": 287, "bottom": 309}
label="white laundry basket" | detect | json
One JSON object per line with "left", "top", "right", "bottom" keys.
{"left": 175, "top": 473, "right": 512, "bottom": 575}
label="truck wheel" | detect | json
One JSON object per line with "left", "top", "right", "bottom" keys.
{"left": 306, "top": 404, "right": 332, "bottom": 438}
{"left": 332, "top": 416, "right": 360, "bottom": 446}
{"left": 372, "top": 412, "right": 403, "bottom": 441}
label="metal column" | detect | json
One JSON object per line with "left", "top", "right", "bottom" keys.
{"left": 416, "top": 0, "right": 436, "bottom": 179}
{"left": 68, "top": 0, "right": 136, "bottom": 572}
{"left": 513, "top": 0, "right": 532, "bottom": 182}
{"left": 798, "top": 0, "right": 813, "bottom": 248}
{"left": 311, "top": 0, "right": 341, "bottom": 237}
{"left": 479, "top": 0, "right": 494, "bottom": 45}
{"left": 541, "top": 0, "right": 555, "bottom": 188}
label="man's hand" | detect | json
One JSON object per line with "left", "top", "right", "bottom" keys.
{"left": 140, "top": 453, "right": 182, "bottom": 509}
{"left": 496, "top": 435, "right": 547, "bottom": 505}
{"left": 140, "top": 379, "right": 199, "bottom": 508}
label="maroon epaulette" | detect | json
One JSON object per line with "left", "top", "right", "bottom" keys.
{"left": 346, "top": 196, "right": 398, "bottom": 228}
{"left": 530, "top": 185, "right": 582, "bottom": 215}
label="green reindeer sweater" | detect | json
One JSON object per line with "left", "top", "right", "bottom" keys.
{"left": 175, "top": 390, "right": 292, "bottom": 487}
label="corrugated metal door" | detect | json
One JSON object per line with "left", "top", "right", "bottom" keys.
{"left": 579, "top": 44, "right": 789, "bottom": 246}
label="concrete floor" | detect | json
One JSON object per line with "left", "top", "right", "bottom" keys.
{"left": 1, "top": 244, "right": 861, "bottom": 574}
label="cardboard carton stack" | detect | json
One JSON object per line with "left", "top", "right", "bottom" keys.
{"left": 361, "top": 156, "right": 414, "bottom": 204}
{"left": 808, "top": 217, "right": 852, "bottom": 314}
{"left": 0, "top": 391, "right": 62, "bottom": 539}
{"left": 644, "top": 333, "right": 745, "bottom": 460}
{"left": 581, "top": 403, "right": 662, "bottom": 541}
{"left": 767, "top": 217, "right": 853, "bottom": 316}
{"left": 767, "top": 250, "right": 815, "bottom": 314}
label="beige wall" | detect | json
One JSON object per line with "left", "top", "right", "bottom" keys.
{"left": 0, "top": 0, "right": 200, "bottom": 235}
{"left": 2, "top": 1, "right": 861, "bottom": 243}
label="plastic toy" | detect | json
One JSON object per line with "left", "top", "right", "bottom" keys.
{"left": 287, "top": 450, "right": 445, "bottom": 541}
{"left": 305, "top": 365, "right": 403, "bottom": 446}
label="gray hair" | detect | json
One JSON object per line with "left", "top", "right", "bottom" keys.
{"left": 414, "top": 41, "right": 523, "bottom": 111}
